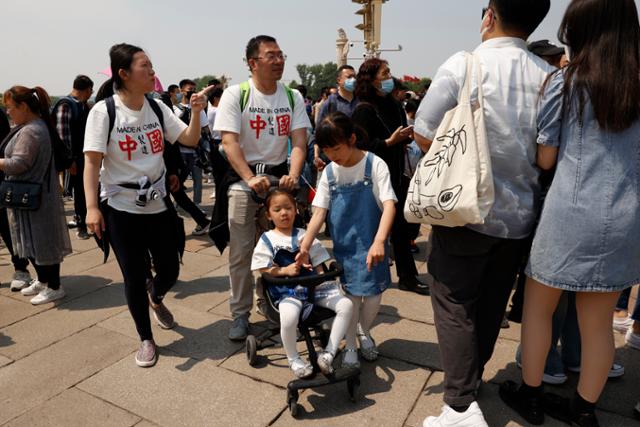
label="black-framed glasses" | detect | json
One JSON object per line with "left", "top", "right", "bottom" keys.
{"left": 482, "top": 7, "right": 488, "bottom": 19}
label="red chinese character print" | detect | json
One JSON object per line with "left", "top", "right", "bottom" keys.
{"left": 118, "top": 135, "right": 137, "bottom": 161}
{"left": 146, "top": 129, "right": 164, "bottom": 154}
{"left": 250, "top": 114, "right": 267, "bottom": 139}
{"left": 276, "top": 114, "right": 291, "bottom": 136}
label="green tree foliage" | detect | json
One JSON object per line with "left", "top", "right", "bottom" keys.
{"left": 295, "top": 62, "right": 338, "bottom": 100}
{"left": 192, "top": 74, "right": 232, "bottom": 90}
{"left": 402, "top": 78, "right": 432, "bottom": 94}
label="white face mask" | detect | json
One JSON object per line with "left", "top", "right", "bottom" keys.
{"left": 480, "top": 12, "right": 491, "bottom": 39}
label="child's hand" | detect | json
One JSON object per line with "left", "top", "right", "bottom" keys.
{"left": 281, "top": 263, "right": 301, "bottom": 277}
{"left": 295, "top": 248, "right": 312, "bottom": 269}
{"left": 366, "top": 240, "right": 385, "bottom": 272}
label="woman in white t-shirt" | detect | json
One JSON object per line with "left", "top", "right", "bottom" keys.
{"left": 83, "top": 43, "right": 209, "bottom": 368}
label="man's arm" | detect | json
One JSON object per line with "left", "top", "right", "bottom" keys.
{"left": 221, "top": 131, "right": 270, "bottom": 193}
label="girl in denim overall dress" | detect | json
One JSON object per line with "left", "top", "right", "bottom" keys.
{"left": 251, "top": 190, "right": 353, "bottom": 378}
{"left": 298, "top": 112, "right": 397, "bottom": 368}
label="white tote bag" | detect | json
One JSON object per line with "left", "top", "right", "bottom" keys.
{"left": 404, "top": 53, "right": 494, "bottom": 227}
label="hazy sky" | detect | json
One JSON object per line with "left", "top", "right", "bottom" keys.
{"left": 2, "top": 0, "right": 580, "bottom": 95}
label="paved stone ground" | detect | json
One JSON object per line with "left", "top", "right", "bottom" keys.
{"left": 1, "top": 182, "right": 638, "bottom": 426}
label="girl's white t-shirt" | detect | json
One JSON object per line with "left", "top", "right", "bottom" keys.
{"left": 251, "top": 228, "right": 330, "bottom": 271}
{"left": 313, "top": 153, "right": 397, "bottom": 210}
{"left": 84, "top": 95, "right": 187, "bottom": 214}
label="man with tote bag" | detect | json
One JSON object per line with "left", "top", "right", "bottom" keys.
{"left": 412, "top": 1, "right": 554, "bottom": 425}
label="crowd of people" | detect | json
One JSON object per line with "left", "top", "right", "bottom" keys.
{"left": 1, "top": 0, "right": 640, "bottom": 426}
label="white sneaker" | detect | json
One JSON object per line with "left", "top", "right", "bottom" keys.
{"left": 21, "top": 280, "right": 46, "bottom": 296}
{"left": 567, "top": 363, "right": 625, "bottom": 378}
{"left": 423, "top": 402, "right": 488, "bottom": 427}
{"left": 613, "top": 316, "right": 634, "bottom": 333}
{"left": 10, "top": 271, "right": 32, "bottom": 291}
{"left": 317, "top": 351, "right": 335, "bottom": 375}
{"left": 625, "top": 328, "right": 640, "bottom": 350}
{"left": 30, "top": 287, "right": 65, "bottom": 305}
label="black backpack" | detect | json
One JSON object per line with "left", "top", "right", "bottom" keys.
{"left": 49, "top": 97, "right": 79, "bottom": 171}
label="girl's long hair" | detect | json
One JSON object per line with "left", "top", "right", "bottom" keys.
{"left": 559, "top": 0, "right": 640, "bottom": 132}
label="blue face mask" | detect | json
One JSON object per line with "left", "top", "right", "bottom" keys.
{"left": 380, "top": 78, "right": 394, "bottom": 95}
{"left": 343, "top": 77, "right": 356, "bottom": 92}
{"left": 175, "top": 92, "right": 183, "bottom": 102}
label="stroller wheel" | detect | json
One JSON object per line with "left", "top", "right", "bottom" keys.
{"left": 246, "top": 335, "right": 258, "bottom": 366}
{"left": 289, "top": 400, "right": 299, "bottom": 417}
{"left": 347, "top": 377, "right": 360, "bottom": 402}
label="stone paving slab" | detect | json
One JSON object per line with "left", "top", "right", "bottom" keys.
{"left": 97, "top": 304, "right": 243, "bottom": 365}
{"left": 179, "top": 250, "right": 229, "bottom": 279}
{"left": 4, "top": 387, "right": 141, "bottom": 427}
{"left": 0, "top": 295, "right": 49, "bottom": 328}
{"left": 0, "top": 326, "right": 136, "bottom": 425}
{"left": 372, "top": 315, "right": 442, "bottom": 370}
{"left": 273, "top": 356, "right": 431, "bottom": 426}
{"left": 60, "top": 247, "right": 109, "bottom": 276}
{"left": 166, "top": 275, "right": 230, "bottom": 313}
{"left": 0, "top": 353, "right": 12, "bottom": 368}
{"left": 77, "top": 354, "right": 286, "bottom": 427}
{"left": 379, "top": 289, "right": 434, "bottom": 324}
{"left": 0, "top": 285, "right": 127, "bottom": 360}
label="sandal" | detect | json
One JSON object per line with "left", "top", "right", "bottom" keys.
{"left": 357, "top": 332, "right": 379, "bottom": 361}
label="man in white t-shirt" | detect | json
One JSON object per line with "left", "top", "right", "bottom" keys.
{"left": 213, "top": 35, "right": 311, "bottom": 340}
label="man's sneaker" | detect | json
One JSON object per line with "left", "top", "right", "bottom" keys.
{"left": 423, "top": 402, "right": 488, "bottom": 427}
{"left": 76, "top": 229, "right": 90, "bottom": 240}
{"left": 626, "top": 328, "right": 640, "bottom": 350}
{"left": 498, "top": 381, "right": 544, "bottom": 425}
{"left": 228, "top": 316, "right": 249, "bottom": 341}
{"left": 10, "top": 270, "right": 32, "bottom": 291}
{"left": 150, "top": 300, "right": 175, "bottom": 329}
{"left": 317, "top": 351, "right": 335, "bottom": 375}
{"left": 30, "top": 287, "right": 65, "bottom": 305}
{"left": 192, "top": 223, "right": 209, "bottom": 236}
{"left": 567, "top": 363, "right": 625, "bottom": 378}
{"left": 21, "top": 280, "right": 46, "bottom": 296}
{"left": 289, "top": 357, "right": 313, "bottom": 379}
{"left": 135, "top": 340, "right": 157, "bottom": 367}
{"left": 67, "top": 218, "right": 79, "bottom": 229}
{"left": 613, "top": 315, "right": 634, "bottom": 333}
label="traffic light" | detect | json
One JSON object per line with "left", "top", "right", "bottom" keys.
{"left": 352, "top": 0, "right": 386, "bottom": 54}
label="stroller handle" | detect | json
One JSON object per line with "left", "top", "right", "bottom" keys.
{"left": 261, "top": 262, "right": 343, "bottom": 288}
{"left": 251, "top": 174, "right": 300, "bottom": 203}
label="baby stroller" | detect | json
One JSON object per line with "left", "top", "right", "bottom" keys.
{"left": 245, "top": 262, "right": 361, "bottom": 417}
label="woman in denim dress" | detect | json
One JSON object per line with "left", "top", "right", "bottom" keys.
{"left": 500, "top": 1, "right": 640, "bottom": 426}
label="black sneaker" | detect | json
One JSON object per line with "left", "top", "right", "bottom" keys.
{"left": 76, "top": 229, "right": 90, "bottom": 240}
{"left": 543, "top": 393, "right": 600, "bottom": 427}
{"left": 398, "top": 276, "right": 429, "bottom": 295}
{"left": 499, "top": 381, "right": 544, "bottom": 425}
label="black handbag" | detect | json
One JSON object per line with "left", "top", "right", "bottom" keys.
{"left": 0, "top": 180, "right": 42, "bottom": 210}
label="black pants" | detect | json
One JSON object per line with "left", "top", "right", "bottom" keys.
{"left": 0, "top": 208, "right": 29, "bottom": 271}
{"left": 428, "top": 225, "right": 528, "bottom": 407}
{"left": 28, "top": 258, "right": 60, "bottom": 290}
{"left": 70, "top": 158, "right": 87, "bottom": 229}
{"left": 391, "top": 175, "right": 419, "bottom": 279}
{"left": 171, "top": 185, "right": 209, "bottom": 227}
{"left": 105, "top": 206, "right": 180, "bottom": 341}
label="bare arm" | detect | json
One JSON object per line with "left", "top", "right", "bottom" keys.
{"left": 366, "top": 200, "right": 395, "bottom": 271}
{"left": 83, "top": 151, "right": 105, "bottom": 238}
{"left": 296, "top": 207, "right": 327, "bottom": 266}
{"left": 221, "top": 131, "right": 270, "bottom": 192}
{"left": 414, "top": 132, "right": 433, "bottom": 153}
{"left": 280, "top": 127, "right": 307, "bottom": 190}
{"left": 177, "top": 87, "right": 213, "bottom": 147}
{"left": 537, "top": 145, "right": 558, "bottom": 171}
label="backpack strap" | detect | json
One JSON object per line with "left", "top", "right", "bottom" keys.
{"left": 146, "top": 95, "right": 165, "bottom": 132}
{"left": 105, "top": 96, "right": 116, "bottom": 145}
{"left": 239, "top": 81, "right": 295, "bottom": 112}
{"left": 239, "top": 81, "right": 251, "bottom": 112}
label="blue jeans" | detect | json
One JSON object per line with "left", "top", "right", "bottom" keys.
{"left": 616, "top": 286, "right": 640, "bottom": 321}
{"left": 180, "top": 152, "right": 202, "bottom": 205}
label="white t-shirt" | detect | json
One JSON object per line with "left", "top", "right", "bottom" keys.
{"left": 84, "top": 95, "right": 187, "bottom": 214}
{"left": 313, "top": 153, "right": 397, "bottom": 210}
{"left": 251, "top": 228, "right": 330, "bottom": 271}
{"left": 207, "top": 104, "right": 221, "bottom": 140}
{"left": 173, "top": 103, "right": 208, "bottom": 154}
{"left": 214, "top": 79, "right": 310, "bottom": 165}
